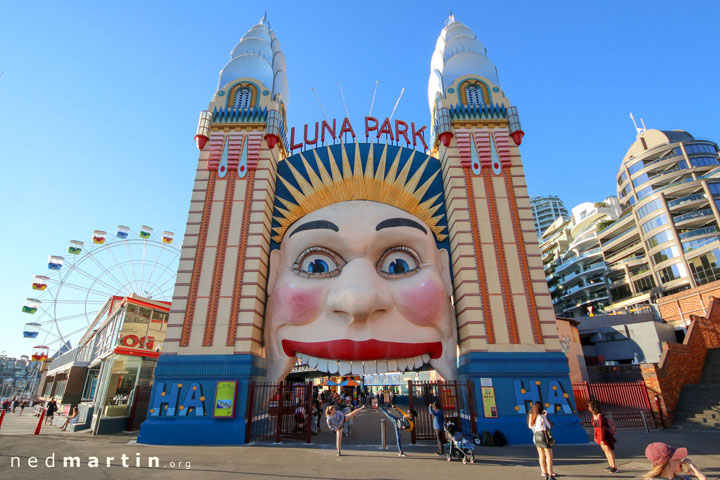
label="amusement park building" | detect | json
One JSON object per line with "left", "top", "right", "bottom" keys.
{"left": 137, "top": 14, "right": 587, "bottom": 445}
{"left": 599, "top": 129, "right": 720, "bottom": 329}
{"left": 541, "top": 197, "right": 621, "bottom": 318}
{"left": 39, "top": 295, "right": 169, "bottom": 433}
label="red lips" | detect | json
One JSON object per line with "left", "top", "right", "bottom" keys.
{"left": 282, "top": 339, "right": 442, "bottom": 360}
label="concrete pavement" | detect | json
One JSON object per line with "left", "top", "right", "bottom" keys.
{"left": 1, "top": 409, "right": 718, "bottom": 479}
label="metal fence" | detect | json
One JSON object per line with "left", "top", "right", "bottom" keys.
{"left": 407, "top": 380, "right": 477, "bottom": 442}
{"left": 245, "top": 381, "right": 312, "bottom": 443}
{"left": 572, "top": 381, "right": 656, "bottom": 429}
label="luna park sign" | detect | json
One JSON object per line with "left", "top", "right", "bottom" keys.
{"left": 290, "top": 117, "right": 428, "bottom": 151}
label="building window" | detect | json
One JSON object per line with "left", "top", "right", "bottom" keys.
{"left": 647, "top": 229, "right": 673, "bottom": 249}
{"left": 652, "top": 246, "right": 680, "bottom": 265}
{"left": 689, "top": 157, "right": 719, "bottom": 168}
{"left": 657, "top": 263, "right": 686, "bottom": 284}
{"left": 637, "top": 199, "right": 663, "bottom": 219}
{"left": 688, "top": 248, "right": 720, "bottom": 285}
{"left": 685, "top": 143, "right": 717, "bottom": 155}
{"left": 466, "top": 85, "right": 482, "bottom": 106}
{"left": 641, "top": 214, "right": 668, "bottom": 235}
{"left": 233, "top": 87, "right": 251, "bottom": 109}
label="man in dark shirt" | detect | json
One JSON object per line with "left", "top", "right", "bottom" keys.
{"left": 45, "top": 398, "right": 57, "bottom": 425}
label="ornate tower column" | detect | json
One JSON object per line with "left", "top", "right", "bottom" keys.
{"left": 428, "top": 15, "right": 586, "bottom": 443}
{"left": 139, "top": 16, "right": 289, "bottom": 444}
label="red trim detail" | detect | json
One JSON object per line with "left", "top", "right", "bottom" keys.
{"left": 114, "top": 347, "right": 161, "bottom": 358}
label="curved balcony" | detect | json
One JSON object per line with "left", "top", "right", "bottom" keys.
{"left": 604, "top": 240, "right": 644, "bottom": 264}
{"left": 556, "top": 248, "right": 602, "bottom": 274}
{"left": 679, "top": 225, "right": 720, "bottom": 240}
{"left": 667, "top": 192, "right": 706, "bottom": 210}
{"left": 673, "top": 208, "right": 715, "bottom": 227}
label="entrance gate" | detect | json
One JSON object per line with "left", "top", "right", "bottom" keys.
{"left": 246, "top": 381, "right": 312, "bottom": 443}
{"left": 407, "top": 380, "right": 477, "bottom": 443}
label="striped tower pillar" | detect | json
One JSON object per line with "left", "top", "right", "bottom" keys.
{"left": 433, "top": 77, "right": 586, "bottom": 444}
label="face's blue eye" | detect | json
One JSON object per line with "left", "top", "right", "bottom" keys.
{"left": 297, "top": 252, "right": 340, "bottom": 277}
{"left": 379, "top": 249, "right": 419, "bottom": 277}
{"left": 307, "top": 259, "right": 329, "bottom": 273}
{"left": 389, "top": 258, "right": 409, "bottom": 274}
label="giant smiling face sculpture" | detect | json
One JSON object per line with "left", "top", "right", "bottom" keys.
{"left": 264, "top": 144, "right": 458, "bottom": 381}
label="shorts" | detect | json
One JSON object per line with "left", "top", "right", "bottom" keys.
{"left": 533, "top": 431, "right": 551, "bottom": 449}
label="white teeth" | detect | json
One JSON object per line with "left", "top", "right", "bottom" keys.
{"left": 317, "top": 358, "right": 328, "bottom": 372}
{"left": 376, "top": 360, "right": 388, "bottom": 373}
{"left": 396, "top": 357, "right": 408, "bottom": 372}
{"left": 386, "top": 359, "right": 398, "bottom": 372}
{"left": 296, "top": 352, "right": 430, "bottom": 375}
{"left": 351, "top": 361, "right": 363, "bottom": 375}
{"left": 338, "top": 361, "right": 352, "bottom": 375}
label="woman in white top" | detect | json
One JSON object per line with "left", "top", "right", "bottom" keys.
{"left": 528, "top": 401, "right": 556, "bottom": 480}
{"left": 325, "top": 404, "right": 364, "bottom": 456}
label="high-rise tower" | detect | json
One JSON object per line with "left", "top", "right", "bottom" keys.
{"left": 428, "top": 15, "right": 585, "bottom": 442}
{"left": 139, "top": 16, "right": 289, "bottom": 444}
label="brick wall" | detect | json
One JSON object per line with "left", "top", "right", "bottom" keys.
{"left": 656, "top": 280, "right": 720, "bottom": 327}
{"left": 642, "top": 297, "right": 720, "bottom": 426}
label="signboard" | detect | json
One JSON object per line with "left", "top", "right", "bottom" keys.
{"left": 213, "top": 380, "right": 238, "bottom": 418}
{"left": 480, "top": 377, "right": 493, "bottom": 387}
{"left": 481, "top": 386, "right": 498, "bottom": 418}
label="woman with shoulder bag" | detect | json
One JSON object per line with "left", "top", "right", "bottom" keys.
{"left": 589, "top": 401, "right": 618, "bottom": 473}
{"left": 528, "top": 401, "right": 557, "bottom": 480}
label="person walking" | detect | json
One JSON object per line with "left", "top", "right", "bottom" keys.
{"left": 19, "top": 400, "right": 26, "bottom": 415}
{"left": 643, "top": 442, "right": 707, "bottom": 480}
{"left": 45, "top": 398, "right": 57, "bottom": 425}
{"left": 589, "top": 401, "right": 617, "bottom": 473}
{"left": 528, "top": 401, "right": 557, "bottom": 480}
{"left": 326, "top": 404, "right": 365, "bottom": 456}
{"left": 379, "top": 405, "right": 416, "bottom": 457}
{"left": 428, "top": 402, "right": 445, "bottom": 455}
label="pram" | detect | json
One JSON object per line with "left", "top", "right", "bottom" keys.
{"left": 444, "top": 420, "right": 476, "bottom": 464}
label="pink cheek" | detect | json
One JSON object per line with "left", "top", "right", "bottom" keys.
{"left": 272, "top": 283, "right": 324, "bottom": 326}
{"left": 395, "top": 280, "right": 447, "bottom": 326}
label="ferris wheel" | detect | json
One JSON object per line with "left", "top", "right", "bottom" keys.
{"left": 21, "top": 225, "right": 180, "bottom": 358}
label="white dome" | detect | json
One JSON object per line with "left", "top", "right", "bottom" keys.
{"left": 230, "top": 38, "right": 273, "bottom": 63}
{"left": 217, "top": 16, "right": 289, "bottom": 107}
{"left": 442, "top": 51, "right": 499, "bottom": 88}
{"left": 427, "top": 16, "right": 498, "bottom": 116}
{"left": 218, "top": 54, "right": 274, "bottom": 91}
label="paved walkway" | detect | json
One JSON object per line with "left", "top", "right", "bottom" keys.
{"left": 1, "top": 409, "right": 718, "bottom": 479}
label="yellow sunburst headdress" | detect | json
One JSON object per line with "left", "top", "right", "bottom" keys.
{"left": 272, "top": 143, "right": 448, "bottom": 244}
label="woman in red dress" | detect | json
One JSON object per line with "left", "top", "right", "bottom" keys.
{"left": 589, "top": 401, "right": 617, "bottom": 473}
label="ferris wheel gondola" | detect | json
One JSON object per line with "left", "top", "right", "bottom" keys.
{"left": 21, "top": 224, "right": 180, "bottom": 357}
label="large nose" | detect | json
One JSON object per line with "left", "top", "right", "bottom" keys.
{"left": 326, "top": 258, "right": 392, "bottom": 323}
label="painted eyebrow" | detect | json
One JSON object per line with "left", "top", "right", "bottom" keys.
{"left": 289, "top": 220, "right": 339, "bottom": 237}
{"left": 375, "top": 218, "right": 427, "bottom": 235}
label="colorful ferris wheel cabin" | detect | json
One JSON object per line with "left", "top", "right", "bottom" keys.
{"left": 161, "top": 231, "right": 174, "bottom": 244}
{"left": 139, "top": 226, "right": 153, "bottom": 239}
{"left": 32, "top": 275, "right": 49, "bottom": 290}
{"left": 22, "top": 298, "right": 40, "bottom": 314}
{"left": 116, "top": 225, "right": 130, "bottom": 239}
{"left": 68, "top": 240, "right": 84, "bottom": 255}
{"left": 48, "top": 255, "right": 64, "bottom": 270}
{"left": 23, "top": 322, "right": 41, "bottom": 338}
{"left": 93, "top": 230, "right": 107, "bottom": 244}
{"left": 31, "top": 346, "right": 49, "bottom": 361}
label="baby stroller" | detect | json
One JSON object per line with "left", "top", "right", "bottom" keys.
{"left": 444, "top": 420, "right": 476, "bottom": 464}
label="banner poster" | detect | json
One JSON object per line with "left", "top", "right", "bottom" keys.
{"left": 481, "top": 386, "right": 498, "bottom": 418}
{"left": 213, "top": 380, "right": 238, "bottom": 418}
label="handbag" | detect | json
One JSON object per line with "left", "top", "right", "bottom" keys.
{"left": 543, "top": 429, "right": 556, "bottom": 447}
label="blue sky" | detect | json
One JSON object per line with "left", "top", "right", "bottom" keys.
{"left": 1, "top": 1, "right": 719, "bottom": 358}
